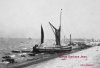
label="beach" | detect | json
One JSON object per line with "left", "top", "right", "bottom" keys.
{"left": 24, "top": 46, "right": 100, "bottom": 68}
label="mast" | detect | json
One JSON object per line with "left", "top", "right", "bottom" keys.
{"left": 70, "top": 34, "right": 71, "bottom": 45}
{"left": 59, "top": 9, "right": 62, "bottom": 45}
{"left": 49, "top": 9, "right": 62, "bottom": 48}
{"left": 60, "top": 9, "right": 62, "bottom": 29}
{"left": 64, "top": 35, "right": 66, "bottom": 43}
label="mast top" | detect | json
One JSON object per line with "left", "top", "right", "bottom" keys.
{"left": 60, "top": 9, "right": 62, "bottom": 27}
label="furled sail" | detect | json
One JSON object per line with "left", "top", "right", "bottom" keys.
{"left": 41, "top": 25, "right": 44, "bottom": 44}
{"left": 48, "top": 9, "right": 62, "bottom": 47}
{"left": 49, "top": 22, "right": 61, "bottom": 47}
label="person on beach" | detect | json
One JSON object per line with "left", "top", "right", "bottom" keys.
{"left": 32, "top": 44, "right": 40, "bottom": 53}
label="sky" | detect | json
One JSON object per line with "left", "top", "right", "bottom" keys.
{"left": 0, "top": 0, "right": 100, "bottom": 39}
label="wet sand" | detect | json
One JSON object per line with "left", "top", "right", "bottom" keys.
{"left": 93, "top": 49, "right": 100, "bottom": 68}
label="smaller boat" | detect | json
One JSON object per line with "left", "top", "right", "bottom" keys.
{"left": 11, "top": 50, "right": 21, "bottom": 53}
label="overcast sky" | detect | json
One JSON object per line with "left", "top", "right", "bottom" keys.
{"left": 0, "top": 0, "right": 100, "bottom": 39}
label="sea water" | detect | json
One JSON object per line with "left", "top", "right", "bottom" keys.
{"left": 0, "top": 38, "right": 40, "bottom": 61}
{"left": 0, "top": 38, "right": 55, "bottom": 62}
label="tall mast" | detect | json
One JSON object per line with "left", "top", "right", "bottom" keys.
{"left": 60, "top": 9, "right": 62, "bottom": 28}
{"left": 49, "top": 9, "right": 62, "bottom": 48}
{"left": 59, "top": 9, "right": 62, "bottom": 46}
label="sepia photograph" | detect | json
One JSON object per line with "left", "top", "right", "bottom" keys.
{"left": 0, "top": 0, "right": 100, "bottom": 68}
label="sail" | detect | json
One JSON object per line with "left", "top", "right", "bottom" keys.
{"left": 48, "top": 9, "right": 62, "bottom": 47}
{"left": 49, "top": 22, "right": 61, "bottom": 46}
{"left": 41, "top": 25, "right": 44, "bottom": 44}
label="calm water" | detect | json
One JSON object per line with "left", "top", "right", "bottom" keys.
{"left": 0, "top": 38, "right": 38, "bottom": 51}
{"left": 0, "top": 38, "right": 55, "bottom": 61}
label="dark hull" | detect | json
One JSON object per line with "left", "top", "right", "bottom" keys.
{"left": 37, "top": 47, "right": 72, "bottom": 53}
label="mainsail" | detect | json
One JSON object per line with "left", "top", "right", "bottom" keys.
{"left": 49, "top": 22, "right": 61, "bottom": 46}
{"left": 41, "top": 25, "right": 44, "bottom": 44}
{"left": 49, "top": 9, "right": 62, "bottom": 47}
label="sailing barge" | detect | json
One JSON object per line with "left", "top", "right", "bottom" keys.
{"left": 0, "top": 9, "right": 91, "bottom": 68}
